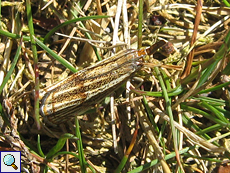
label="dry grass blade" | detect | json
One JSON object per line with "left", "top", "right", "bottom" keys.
{"left": 150, "top": 103, "right": 224, "bottom": 153}
{"left": 181, "top": 0, "right": 202, "bottom": 79}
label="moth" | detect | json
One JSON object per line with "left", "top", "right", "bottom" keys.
{"left": 39, "top": 40, "right": 166, "bottom": 125}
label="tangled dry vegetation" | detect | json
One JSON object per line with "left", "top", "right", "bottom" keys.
{"left": 0, "top": 0, "right": 230, "bottom": 172}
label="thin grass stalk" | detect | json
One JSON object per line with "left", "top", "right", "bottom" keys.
{"left": 114, "top": 122, "right": 138, "bottom": 173}
{"left": 196, "top": 124, "right": 222, "bottom": 136}
{"left": 196, "top": 59, "right": 220, "bottom": 88}
{"left": 138, "top": 100, "right": 171, "bottom": 173}
{"left": 214, "top": 107, "right": 230, "bottom": 119}
{"left": 37, "top": 134, "right": 45, "bottom": 157}
{"left": 183, "top": 152, "right": 222, "bottom": 162}
{"left": 181, "top": 104, "right": 230, "bottom": 128}
{"left": 196, "top": 96, "right": 227, "bottom": 106}
{"left": 131, "top": 84, "right": 183, "bottom": 97}
{"left": 35, "top": 37, "right": 78, "bottom": 73}
{"left": 111, "top": 0, "right": 123, "bottom": 154}
{"left": 138, "top": 0, "right": 143, "bottom": 49}
{"left": 199, "top": 101, "right": 229, "bottom": 123}
{"left": 79, "top": 22, "right": 102, "bottom": 61}
{"left": 154, "top": 66, "right": 183, "bottom": 171}
{"left": 158, "top": 121, "right": 167, "bottom": 148}
{"left": 181, "top": 0, "right": 202, "bottom": 78}
{"left": 117, "top": 103, "right": 139, "bottom": 171}
{"left": 160, "top": 69, "right": 172, "bottom": 90}
{"left": 0, "top": 38, "right": 21, "bottom": 94}
{"left": 75, "top": 117, "right": 87, "bottom": 173}
{"left": 182, "top": 29, "right": 230, "bottom": 84}
{"left": 142, "top": 95, "right": 159, "bottom": 133}
{"left": 222, "top": 0, "right": 230, "bottom": 6}
{"left": 127, "top": 146, "right": 196, "bottom": 173}
{"left": 0, "top": 29, "right": 31, "bottom": 41}
{"left": 70, "top": 11, "right": 102, "bottom": 61}
{"left": 45, "top": 133, "right": 77, "bottom": 160}
{"left": 182, "top": 115, "right": 212, "bottom": 139}
{"left": 0, "top": 103, "right": 6, "bottom": 124}
{"left": 43, "top": 15, "right": 108, "bottom": 43}
{"left": 198, "top": 80, "right": 230, "bottom": 94}
{"left": 26, "top": 0, "right": 40, "bottom": 129}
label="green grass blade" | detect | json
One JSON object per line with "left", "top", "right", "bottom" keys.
{"left": 181, "top": 104, "right": 229, "bottom": 128}
{"left": 222, "top": 0, "right": 230, "bottom": 7}
{"left": 44, "top": 15, "right": 109, "bottom": 43}
{"left": 193, "top": 96, "right": 227, "bottom": 106}
{"left": 26, "top": 0, "right": 40, "bottom": 129}
{"left": 35, "top": 37, "right": 78, "bottom": 73}
{"left": 75, "top": 117, "right": 88, "bottom": 173}
{"left": 0, "top": 29, "right": 31, "bottom": 41}
{"left": 70, "top": 11, "right": 102, "bottom": 61}
{"left": 182, "top": 115, "right": 219, "bottom": 146}
{"left": 154, "top": 66, "right": 179, "bottom": 161}
{"left": 131, "top": 85, "right": 183, "bottom": 97}
{"left": 214, "top": 106, "right": 230, "bottom": 119}
{"left": 182, "top": 29, "right": 230, "bottom": 84}
{"left": 222, "top": 61, "right": 230, "bottom": 74}
{"left": 199, "top": 101, "right": 229, "bottom": 123}
{"left": 0, "top": 41, "right": 21, "bottom": 94}
{"left": 142, "top": 95, "right": 159, "bottom": 132}
{"left": 37, "top": 134, "right": 45, "bottom": 157}
{"left": 45, "top": 133, "right": 78, "bottom": 160}
{"left": 160, "top": 68, "right": 172, "bottom": 90}
{"left": 197, "top": 60, "right": 219, "bottom": 88}
{"left": 128, "top": 146, "right": 195, "bottom": 173}
{"left": 198, "top": 81, "right": 230, "bottom": 94}
{"left": 195, "top": 124, "right": 222, "bottom": 136}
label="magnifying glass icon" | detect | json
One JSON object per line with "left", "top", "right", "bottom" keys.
{"left": 3, "top": 154, "right": 18, "bottom": 170}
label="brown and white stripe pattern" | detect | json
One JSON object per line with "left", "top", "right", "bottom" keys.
{"left": 39, "top": 40, "right": 166, "bottom": 124}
